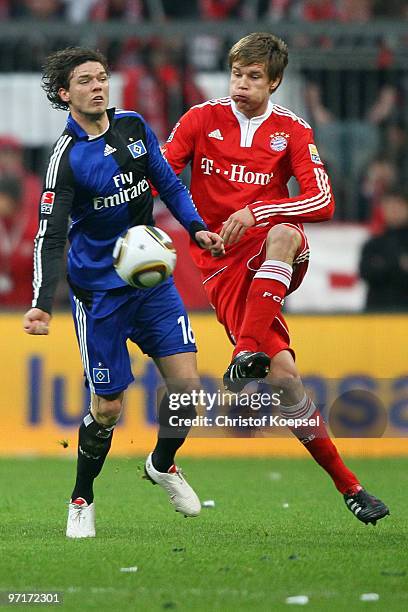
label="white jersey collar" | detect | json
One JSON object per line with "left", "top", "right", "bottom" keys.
{"left": 230, "top": 99, "right": 274, "bottom": 147}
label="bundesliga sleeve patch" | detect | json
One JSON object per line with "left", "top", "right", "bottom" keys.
{"left": 40, "top": 191, "right": 55, "bottom": 214}
{"left": 127, "top": 139, "right": 147, "bottom": 159}
{"left": 309, "top": 144, "right": 322, "bottom": 164}
{"left": 166, "top": 121, "right": 180, "bottom": 143}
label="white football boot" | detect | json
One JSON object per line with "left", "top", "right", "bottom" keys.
{"left": 66, "top": 497, "right": 96, "bottom": 538}
{"left": 145, "top": 453, "right": 201, "bottom": 517}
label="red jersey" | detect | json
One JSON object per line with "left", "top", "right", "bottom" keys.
{"left": 162, "top": 97, "right": 334, "bottom": 275}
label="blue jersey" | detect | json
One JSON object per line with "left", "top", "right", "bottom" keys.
{"left": 32, "top": 108, "right": 207, "bottom": 313}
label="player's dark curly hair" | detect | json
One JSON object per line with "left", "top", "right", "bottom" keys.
{"left": 42, "top": 47, "right": 110, "bottom": 111}
{"left": 228, "top": 32, "right": 288, "bottom": 90}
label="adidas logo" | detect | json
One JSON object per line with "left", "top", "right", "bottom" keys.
{"left": 104, "top": 144, "right": 117, "bottom": 156}
{"left": 208, "top": 129, "right": 223, "bottom": 141}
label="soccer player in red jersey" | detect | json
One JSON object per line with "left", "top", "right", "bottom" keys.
{"left": 162, "top": 32, "right": 389, "bottom": 524}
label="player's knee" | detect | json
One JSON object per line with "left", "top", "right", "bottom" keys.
{"left": 92, "top": 392, "right": 123, "bottom": 426}
{"left": 266, "top": 225, "right": 301, "bottom": 257}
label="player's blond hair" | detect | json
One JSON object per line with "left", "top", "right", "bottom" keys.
{"left": 228, "top": 33, "right": 288, "bottom": 87}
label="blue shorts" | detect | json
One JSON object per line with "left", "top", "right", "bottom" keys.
{"left": 69, "top": 277, "right": 196, "bottom": 395}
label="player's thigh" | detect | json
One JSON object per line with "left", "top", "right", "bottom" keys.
{"left": 70, "top": 292, "right": 134, "bottom": 395}
{"left": 130, "top": 278, "right": 197, "bottom": 361}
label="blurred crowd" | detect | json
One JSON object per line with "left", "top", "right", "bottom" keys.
{"left": 1, "top": 1, "right": 407, "bottom": 76}
{"left": 302, "top": 68, "right": 407, "bottom": 223}
{"left": 0, "top": 0, "right": 407, "bottom": 22}
{"left": 0, "top": 136, "right": 41, "bottom": 309}
{"left": 0, "top": 0, "right": 407, "bottom": 310}
{"left": 359, "top": 189, "right": 408, "bottom": 311}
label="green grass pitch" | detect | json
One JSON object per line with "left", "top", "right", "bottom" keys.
{"left": 0, "top": 457, "right": 407, "bottom": 611}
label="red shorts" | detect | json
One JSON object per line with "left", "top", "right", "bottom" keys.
{"left": 202, "top": 224, "right": 309, "bottom": 359}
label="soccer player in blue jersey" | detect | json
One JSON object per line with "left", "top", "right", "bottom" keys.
{"left": 22, "top": 47, "right": 224, "bottom": 538}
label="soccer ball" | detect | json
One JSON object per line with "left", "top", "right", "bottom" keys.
{"left": 113, "top": 225, "right": 177, "bottom": 289}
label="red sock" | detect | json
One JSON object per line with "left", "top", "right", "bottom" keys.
{"left": 280, "top": 396, "right": 361, "bottom": 495}
{"left": 234, "top": 260, "right": 292, "bottom": 356}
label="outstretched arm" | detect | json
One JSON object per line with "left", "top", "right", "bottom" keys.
{"left": 145, "top": 120, "right": 224, "bottom": 256}
{"left": 23, "top": 136, "right": 74, "bottom": 332}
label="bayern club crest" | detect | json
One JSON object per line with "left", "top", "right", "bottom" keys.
{"left": 270, "top": 132, "right": 289, "bottom": 152}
